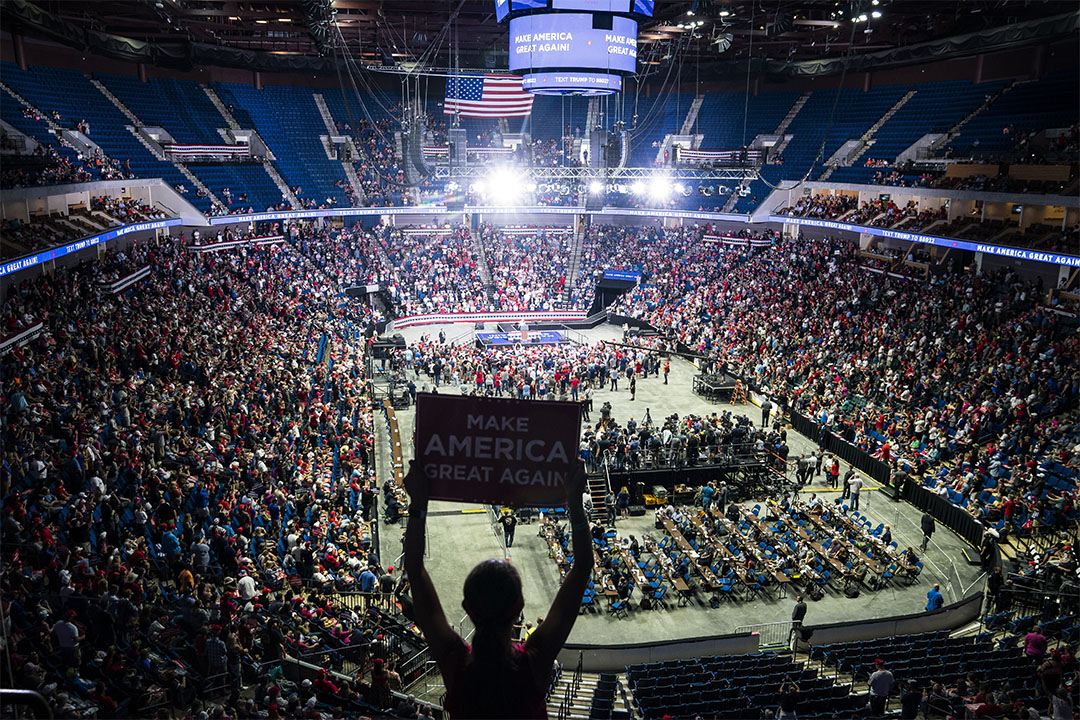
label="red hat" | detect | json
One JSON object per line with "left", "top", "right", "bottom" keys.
{"left": 875, "top": 658, "right": 884, "bottom": 665}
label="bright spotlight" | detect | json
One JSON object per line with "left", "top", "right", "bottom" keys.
{"left": 631, "top": 181, "right": 646, "bottom": 195}
{"left": 674, "top": 182, "right": 685, "bottom": 193}
{"left": 871, "top": 10, "right": 881, "bottom": 17}
{"left": 486, "top": 168, "right": 523, "bottom": 205}
{"left": 648, "top": 176, "right": 671, "bottom": 200}
{"left": 527, "top": 182, "right": 538, "bottom": 192}
{"left": 471, "top": 181, "right": 486, "bottom": 195}
{"left": 589, "top": 181, "right": 603, "bottom": 194}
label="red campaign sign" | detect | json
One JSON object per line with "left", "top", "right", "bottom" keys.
{"left": 414, "top": 393, "right": 581, "bottom": 506}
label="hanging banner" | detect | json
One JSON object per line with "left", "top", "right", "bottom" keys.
{"left": 414, "top": 393, "right": 581, "bottom": 506}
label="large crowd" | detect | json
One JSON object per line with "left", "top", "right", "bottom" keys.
{"left": 0, "top": 228, "right": 441, "bottom": 719}
{"left": 612, "top": 233, "right": 1079, "bottom": 536}
{"left": 1, "top": 210, "right": 1078, "bottom": 718}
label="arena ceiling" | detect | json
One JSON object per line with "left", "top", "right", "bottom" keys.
{"left": 9, "top": 0, "right": 1080, "bottom": 75}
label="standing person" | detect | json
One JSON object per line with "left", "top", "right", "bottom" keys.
{"left": 925, "top": 583, "right": 944, "bottom": 611}
{"left": 791, "top": 595, "right": 807, "bottom": 629}
{"left": 761, "top": 398, "right": 773, "bottom": 428}
{"left": 605, "top": 490, "right": 617, "bottom": 526}
{"left": 617, "top": 486, "right": 630, "bottom": 518}
{"left": 987, "top": 566, "right": 1006, "bottom": 611}
{"left": 582, "top": 491, "right": 594, "bottom": 519}
{"left": 790, "top": 595, "right": 807, "bottom": 652}
{"left": 805, "top": 453, "right": 818, "bottom": 484}
{"left": 849, "top": 474, "right": 863, "bottom": 511}
{"left": 701, "top": 482, "right": 715, "bottom": 512}
{"left": 778, "top": 679, "right": 800, "bottom": 720}
{"left": 795, "top": 455, "right": 808, "bottom": 487}
{"left": 499, "top": 511, "right": 518, "bottom": 549}
{"left": 920, "top": 512, "right": 936, "bottom": 551}
{"left": 663, "top": 360, "right": 670, "bottom": 385}
{"left": 842, "top": 467, "right": 855, "bottom": 500}
{"left": 403, "top": 462, "right": 593, "bottom": 719}
{"left": 629, "top": 375, "right": 636, "bottom": 401}
{"left": 868, "top": 659, "right": 895, "bottom": 715}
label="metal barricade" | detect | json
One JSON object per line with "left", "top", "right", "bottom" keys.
{"left": 736, "top": 620, "right": 794, "bottom": 649}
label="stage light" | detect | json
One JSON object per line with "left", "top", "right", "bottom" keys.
{"left": 527, "top": 182, "right": 538, "bottom": 192}
{"left": 486, "top": 168, "right": 523, "bottom": 205}
{"left": 648, "top": 176, "right": 671, "bottom": 200}
{"left": 871, "top": 10, "right": 881, "bottom": 18}
{"left": 471, "top": 181, "right": 486, "bottom": 195}
{"left": 589, "top": 181, "right": 603, "bottom": 194}
{"left": 674, "top": 182, "right": 685, "bottom": 193}
{"left": 631, "top": 181, "right": 646, "bottom": 195}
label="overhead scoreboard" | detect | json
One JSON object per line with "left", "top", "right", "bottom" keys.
{"left": 496, "top": 0, "right": 654, "bottom": 96}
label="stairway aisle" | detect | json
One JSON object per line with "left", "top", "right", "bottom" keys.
{"left": 563, "top": 224, "right": 587, "bottom": 308}
{"left": 547, "top": 671, "right": 636, "bottom": 719}
{"left": 313, "top": 93, "right": 366, "bottom": 204}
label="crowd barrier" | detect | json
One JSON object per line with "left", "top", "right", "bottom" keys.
{"left": 803, "top": 592, "right": 984, "bottom": 647}
{"left": 561, "top": 632, "right": 760, "bottom": 673}
{"left": 786, "top": 408, "right": 892, "bottom": 486}
{"left": 902, "top": 482, "right": 988, "bottom": 548}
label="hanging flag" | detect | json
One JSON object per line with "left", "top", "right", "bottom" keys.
{"left": 444, "top": 74, "right": 534, "bottom": 118}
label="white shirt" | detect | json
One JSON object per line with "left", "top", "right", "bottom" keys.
{"left": 238, "top": 575, "right": 258, "bottom": 600}
{"left": 53, "top": 620, "right": 79, "bottom": 648}
{"left": 849, "top": 477, "right": 864, "bottom": 494}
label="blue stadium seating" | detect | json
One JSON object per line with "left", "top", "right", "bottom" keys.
{"left": 190, "top": 164, "right": 283, "bottom": 212}
{"left": 950, "top": 69, "right": 1079, "bottom": 154}
{"left": 828, "top": 80, "right": 1008, "bottom": 185}
{"left": 695, "top": 90, "right": 802, "bottom": 150}
{"left": 214, "top": 83, "right": 350, "bottom": 206}
{"left": 98, "top": 74, "right": 225, "bottom": 145}
{"left": 626, "top": 92, "right": 695, "bottom": 166}
{"left": 528, "top": 95, "right": 590, "bottom": 142}
{"left": 0, "top": 63, "right": 212, "bottom": 212}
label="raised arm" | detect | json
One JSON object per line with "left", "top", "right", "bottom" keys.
{"left": 402, "top": 463, "right": 465, "bottom": 674}
{"left": 526, "top": 462, "right": 594, "bottom": 677}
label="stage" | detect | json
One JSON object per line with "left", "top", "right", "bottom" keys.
{"left": 371, "top": 322, "right": 986, "bottom": 647}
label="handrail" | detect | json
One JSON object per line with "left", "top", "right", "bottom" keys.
{"left": 0, "top": 689, "right": 52, "bottom": 719}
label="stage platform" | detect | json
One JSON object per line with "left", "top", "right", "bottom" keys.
{"left": 372, "top": 322, "right": 984, "bottom": 647}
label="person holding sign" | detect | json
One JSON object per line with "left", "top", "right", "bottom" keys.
{"left": 403, "top": 461, "right": 593, "bottom": 719}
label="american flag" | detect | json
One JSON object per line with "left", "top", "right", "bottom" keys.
{"left": 444, "top": 74, "right": 534, "bottom": 118}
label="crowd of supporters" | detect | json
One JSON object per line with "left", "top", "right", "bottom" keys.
{"left": 1, "top": 210, "right": 1078, "bottom": 717}
{"left": 0, "top": 228, "right": 442, "bottom": 718}
{"left": 613, "top": 233, "right": 1078, "bottom": 535}
{"left": 482, "top": 225, "right": 572, "bottom": 311}
{"left": 375, "top": 226, "right": 490, "bottom": 315}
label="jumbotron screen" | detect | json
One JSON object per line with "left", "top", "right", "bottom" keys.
{"left": 502, "top": 0, "right": 654, "bottom": 14}
{"left": 508, "top": 13, "right": 638, "bottom": 75}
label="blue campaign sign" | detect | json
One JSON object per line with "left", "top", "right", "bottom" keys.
{"left": 0, "top": 218, "right": 183, "bottom": 278}
{"left": 604, "top": 269, "right": 641, "bottom": 282}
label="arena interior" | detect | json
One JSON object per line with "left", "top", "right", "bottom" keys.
{"left": 1, "top": 1, "right": 1078, "bottom": 718}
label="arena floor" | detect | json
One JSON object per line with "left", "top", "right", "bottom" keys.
{"left": 373, "top": 323, "right": 985, "bottom": 647}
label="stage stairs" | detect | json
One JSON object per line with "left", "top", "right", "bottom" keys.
{"left": 587, "top": 459, "right": 614, "bottom": 523}
{"left": 548, "top": 670, "right": 636, "bottom": 719}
